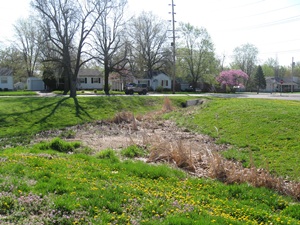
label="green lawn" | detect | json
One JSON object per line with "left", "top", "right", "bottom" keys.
{"left": 165, "top": 98, "right": 300, "bottom": 181}
{"left": 0, "top": 90, "right": 37, "bottom": 96}
{"left": 0, "top": 96, "right": 189, "bottom": 147}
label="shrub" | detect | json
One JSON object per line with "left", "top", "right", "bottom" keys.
{"left": 96, "top": 148, "right": 119, "bottom": 163}
{"left": 49, "top": 138, "right": 80, "bottom": 153}
{"left": 121, "top": 145, "right": 146, "bottom": 158}
{"left": 155, "top": 86, "right": 163, "bottom": 92}
{"left": 38, "top": 138, "right": 81, "bottom": 153}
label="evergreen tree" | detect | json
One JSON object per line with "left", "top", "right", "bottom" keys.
{"left": 254, "top": 65, "right": 266, "bottom": 94}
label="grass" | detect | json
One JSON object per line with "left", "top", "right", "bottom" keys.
{"left": 0, "top": 96, "right": 190, "bottom": 148}
{"left": 165, "top": 98, "right": 300, "bottom": 181}
{"left": 0, "top": 90, "right": 37, "bottom": 96}
{"left": 0, "top": 140, "right": 299, "bottom": 224}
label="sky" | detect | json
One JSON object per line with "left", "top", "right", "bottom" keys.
{"left": 1, "top": 0, "right": 300, "bottom": 67}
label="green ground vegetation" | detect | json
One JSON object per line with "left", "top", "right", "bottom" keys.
{"left": 0, "top": 96, "right": 299, "bottom": 224}
{"left": 0, "top": 96, "right": 189, "bottom": 147}
{"left": 165, "top": 98, "right": 300, "bottom": 181}
{"left": 0, "top": 139, "right": 299, "bottom": 224}
{"left": 0, "top": 90, "right": 37, "bottom": 96}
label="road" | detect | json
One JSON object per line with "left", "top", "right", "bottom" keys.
{"left": 148, "top": 92, "right": 300, "bottom": 101}
{"left": 3, "top": 92, "right": 300, "bottom": 101}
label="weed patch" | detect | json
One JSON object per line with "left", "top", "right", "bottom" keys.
{"left": 37, "top": 138, "right": 81, "bottom": 153}
{"left": 121, "top": 145, "right": 147, "bottom": 158}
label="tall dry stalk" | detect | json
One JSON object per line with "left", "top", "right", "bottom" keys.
{"left": 163, "top": 97, "right": 173, "bottom": 112}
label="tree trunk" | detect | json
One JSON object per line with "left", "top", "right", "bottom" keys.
{"left": 69, "top": 75, "right": 77, "bottom": 98}
{"left": 63, "top": 69, "right": 69, "bottom": 95}
{"left": 104, "top": 60, "right": 110, "bottom": 95}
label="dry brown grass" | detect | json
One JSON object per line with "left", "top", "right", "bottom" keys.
{"left": 147, "top": 138, "right": 196, "bottom": 172}
{"left": 110, "top": 111, "right": 135, "bottom": 124}
{"left": 145, "top": 136, "right": 300, "bottom": 200}
{"left": 162, "top": 97, "right": 173, "bottom": 112}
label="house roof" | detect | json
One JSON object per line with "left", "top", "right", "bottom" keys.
{"left": 141, "top": 70, "right": 167, "bottom": 79}
{"left": 0, "top": 68, "right": 13, "bottom": 76}
{"left": 78, "top": 69, "right": 102, "bottom": 77}
{"left": 266, "top": 77, "right": 298, "bottom": 85}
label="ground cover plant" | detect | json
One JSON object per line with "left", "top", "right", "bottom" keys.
{"left": 0, "top": 139, "right": 299, "bottom": 224}
{"left": 165, "top": 98, "right": 300, "bottom": 181}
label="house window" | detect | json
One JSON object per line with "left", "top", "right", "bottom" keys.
{"left": 79, "top": 78, "right": 87, "bottom": 83}
{"left": 161, "top": 80, "right": 168, "bottom": 87}
{"left": 0, "top": 77, "right": 8, "bottom": 84}
{"left": 92, "top": 78, "right": 101, "bottom": 83}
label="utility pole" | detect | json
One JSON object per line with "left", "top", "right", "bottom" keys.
{"left": 169, "top": 0, "right": 176, "bottom": 94}
{"left": 291, "top": 57, "right": 295, "bottom": 92}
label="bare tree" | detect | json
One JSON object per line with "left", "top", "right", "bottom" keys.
{"left": 93, "top": 0, "right": 128, "bottom": 95}
{"left": 13, "top": 17, "right": 41, "bottom": 78}
{"left": 178, "top": 22, "right": 215, "bottom": 90}
{"left": 0, "top": 46, "right": 25, "bottom": 82}
{"left": 127, "top": 12, "right": 169, "bottom": 77}
{"left": 32, "top": 0, "right": 104, "bottom": 97}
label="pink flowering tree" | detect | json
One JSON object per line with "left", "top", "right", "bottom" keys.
{"left": 216, "top": 69, "right": 249, "bottom": 92}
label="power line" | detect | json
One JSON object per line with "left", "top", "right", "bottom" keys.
{"left": 217, "top": 3, "right": 300, "bottom": 22}
{"left": 217, "top": 15, "right": 300, "bottom": 32}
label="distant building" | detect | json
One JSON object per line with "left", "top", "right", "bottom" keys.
{"left": 77, "top": 69, "right": 103, "bottom": 90}
{"left": 27, "top": 77, "right": 45, "bottom": 91}
{"left": 264, "top": 77, "right": 299, "bottom": 92}
{"left": 0, "top": 68, "right": 14, "bottom": 90}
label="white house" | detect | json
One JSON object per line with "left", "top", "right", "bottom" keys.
{"left": 77, "top": 69, "right": 103, "bottom": 90}
{"left": 0, "top": 68, "right": 14, "bottom": 90}
{"left": 27, "top": 77, "right": 45, "bottom": 91}
{"left": 137, "top": 72, "right": 172, "bottom": 91}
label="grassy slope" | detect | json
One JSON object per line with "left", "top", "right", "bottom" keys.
{"left": 0, "top": 96, "right": 187, "bottom": 146}
{"left": 166, "top": 98, "right": 300, "bottom": 181}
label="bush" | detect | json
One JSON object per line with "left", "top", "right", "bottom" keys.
{"left": 155, "top": 86, "right": 163, "bottom": 92}
{"left": 0, "top": 88, "right": 2, "bottom": 91}
{"left": 38, "top": 138, "right": 81, "bottom": 153}
{"left": 121, "top": 145, "right": 146, "bottom": 158}
{"left": 49, "top": 138, "right": 80, "bottom": 153}
{"left": 96, "top": 149, "right": 119, "bottom": 163}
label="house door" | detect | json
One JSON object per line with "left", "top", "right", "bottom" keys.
{"left": 152, "top": 79, "right": 158, "bottom": 90}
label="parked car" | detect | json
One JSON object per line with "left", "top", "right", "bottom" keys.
{"left": 125, "top": 83, "right": 148, "bottom": 95}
